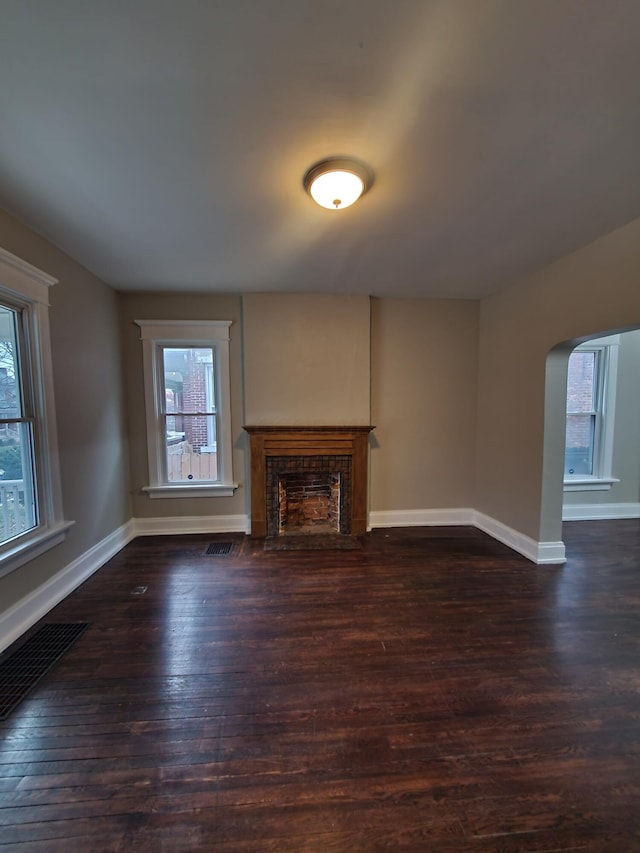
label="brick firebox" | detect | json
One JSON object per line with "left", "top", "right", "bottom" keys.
{"left": 244, "top": 426, "right": 374, "bottom": 538}
{"left": 271, "top": 457, "right": 349, "bottom": 536}
{"left": 278, "top": 470, "right": 341, "bottom": 534}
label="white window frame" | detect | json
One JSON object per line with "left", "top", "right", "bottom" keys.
{"left": 563, "top": 335, "right": 620, "bottom": 492}
{"left": 135, "top": 320, "right": 237, "bottom": 498}
{"left": 0, "top": 248, "right": 73, "bottom": 579}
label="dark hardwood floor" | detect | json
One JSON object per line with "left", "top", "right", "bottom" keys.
{"left": 1, "top": 521, "right": 639, "bottom": 851}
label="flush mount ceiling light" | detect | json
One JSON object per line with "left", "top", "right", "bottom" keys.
{"left": 303, "top": 158, "right": 373, "bottom": 210}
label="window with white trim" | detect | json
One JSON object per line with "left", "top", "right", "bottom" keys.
{"left": 564, "top": 335, "right": 620, "bottom": 491}
{"left": 0, "top": 248, "right": 72, "bottom": 578}
{"left": 135, "top": 320, "right": 237, "bottom": 498}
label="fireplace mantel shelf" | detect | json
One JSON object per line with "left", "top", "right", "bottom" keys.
{"left": 244, "top": 425, "right": 374, "bottom": 538}
{"left": 243, "top": 425, "right": 374, "bottom": 433}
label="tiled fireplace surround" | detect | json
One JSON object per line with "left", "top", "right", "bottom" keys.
{"left": 244, "top": 426, "right": 374, "bottom": 538}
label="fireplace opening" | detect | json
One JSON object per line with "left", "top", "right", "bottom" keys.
{"left": 278, "top": 472, "right": 341, "bottom": 535}
{"left": 265, "top": 454, "right": 352, "bottom": 537}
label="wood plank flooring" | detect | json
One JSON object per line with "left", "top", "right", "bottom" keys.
{"left": 1, "top": 522, "right": 639, "bottom": 851}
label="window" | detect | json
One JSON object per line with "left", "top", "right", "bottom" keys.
{"left": 564, "top": 335, "right": 620, "bottom": 491}
{"left": 0, "top": 248, "right": 71, "bottom": 578}
{"left": 135, "top": 320, "right": 237, "bottom": 497}
{"left": 0, "top": 305, "right": 38, "bottom": 539}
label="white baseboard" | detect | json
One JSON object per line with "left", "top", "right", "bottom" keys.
{"left": 133, "top": 514, "right": 250, "bottom": 536}
{"left": 368, "top": 508, "right": 474, "bottom": 529}
{"left": 534, "top": 541, "right": 567, "bottom": 564}
{"left": 370, "top": 507, "right": 566, "bottom": 565}
{"left": 473, "top": 511, "right": 566, "bottom": 565}
{"left": 0, "top": 520, "right": 136, "bottom": 654}
{"left": 562, "top": 502, "right": 640, "bottom": 521}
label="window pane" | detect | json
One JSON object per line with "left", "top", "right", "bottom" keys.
{"left": 566, "top": 351, "right": 596, "bottom": 413}
{"left": 162, "top": 347, "right": 215, "bottom": 414}
{"left": 0, "top": 306, "right": 22, "bottom": 419}
{"left": 0, "top": 422, "right": 37, "bottom": 543}
{"left": 165, "top": 415, "right": 218, "bottom": 482}
{"left": 564, "top": 413, "right": 595, "bottom": 476}
{"left": 0, "top": 306, "right": 37, "bottom": 544}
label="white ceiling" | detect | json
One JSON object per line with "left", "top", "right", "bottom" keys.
{"left": 1, "top": 0, "right": 640, "bottom": 298}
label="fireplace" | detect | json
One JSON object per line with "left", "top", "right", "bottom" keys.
{"left": 244, "top": 426, "right": 374, "bottom": 538}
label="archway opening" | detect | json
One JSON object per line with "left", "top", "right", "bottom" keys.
{"left": 542, "top": 326, "right": 640, "bottom": 560}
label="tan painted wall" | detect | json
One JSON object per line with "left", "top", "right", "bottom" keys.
{"left": 0, "top": 207, "right": 130, "bottom": 612}
{"left": 119, "top": 292, "right": 247, "bottom": 520}
{"left": 476, "top": 216, "right": 640, "bottom": 543}
{"left": 242, "top": 293, "right": 371, "bottom": 426}
{"left": 370, "top": 298, "right": 479, "bottom": 512}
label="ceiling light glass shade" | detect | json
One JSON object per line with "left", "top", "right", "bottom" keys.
{"left": 308, "top": 170, "right": 363, "bottom": 210}
{"left": 303, "top": 158, "right": 372, "bottom": 210}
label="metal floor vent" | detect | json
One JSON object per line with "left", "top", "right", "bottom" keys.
{"left": 0, "top": 622, "right": 89, "bottom": 720}
{"left": 205, "top": 541, "right": 235, "bottom": 556}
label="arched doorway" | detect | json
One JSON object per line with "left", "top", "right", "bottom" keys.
{"left": 542, "top": 327, "right": 640, "bottom": 559}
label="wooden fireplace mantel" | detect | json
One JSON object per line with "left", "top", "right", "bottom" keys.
{"left": 244, "top": 426, "right": 375, "bottom": 538}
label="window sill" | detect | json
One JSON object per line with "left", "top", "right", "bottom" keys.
{"left": 0, "top": 520, "right": 75, "bottom": 580}
{"left": 142, "top": 483, "right": 238, "bottom": 499}
{"left": 563, "top": 478, "right": 620, "bottom": 492}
